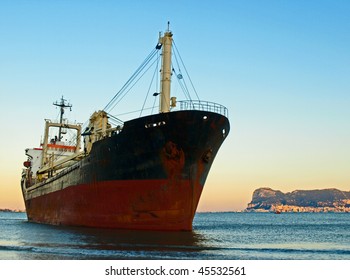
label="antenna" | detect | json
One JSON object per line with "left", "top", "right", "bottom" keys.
{"left": 53, "top": 96, "right": 72, "bottom": 140}
{"left": 167, "top": 21, "right": 170, "bottom": 31}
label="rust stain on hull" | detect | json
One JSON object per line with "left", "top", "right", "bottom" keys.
{"left": 25, "top": 179, "right": 201, "bottom": 231}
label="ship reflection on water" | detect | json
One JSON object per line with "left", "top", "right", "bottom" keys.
{"left": 16, "top": 221, "right": 210, "bottom": 259}
{"left": 67, "top": 226, "right": 208, "bottom": 256}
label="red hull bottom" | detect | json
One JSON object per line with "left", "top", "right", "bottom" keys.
{"left": 25, "top": 179, "right": 203, "bottom": 231}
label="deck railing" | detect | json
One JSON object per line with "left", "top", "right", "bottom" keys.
{"left": 177, "top": 100, "right": 229, "bottom": 118}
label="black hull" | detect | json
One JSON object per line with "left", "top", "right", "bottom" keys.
{"left": 22, "top": 110, "right": 230, "bottom": 230}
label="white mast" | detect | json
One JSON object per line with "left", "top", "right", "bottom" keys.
{"left": 159, "top": 23, "right": 173, "bottom": 113}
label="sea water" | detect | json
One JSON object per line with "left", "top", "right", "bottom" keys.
{"left": 0, "top": 211, "right": 349, "bottom": 260}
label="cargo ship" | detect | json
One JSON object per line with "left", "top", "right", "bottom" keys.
{"left": 21, "top": 26, "right": 230, "bottom": 231}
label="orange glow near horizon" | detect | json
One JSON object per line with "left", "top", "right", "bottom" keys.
{"left": 1, "top": 0, "right": 350, "bottom": 213}
{"left": 1, "top": 177, "right": 25, "bottom": 211}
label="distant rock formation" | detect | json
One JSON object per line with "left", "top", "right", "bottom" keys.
{"left": 0, "top": 208, "right": 25, "bottom": 213}
{"left": 246, "top": 187, "right": 350, "bottom": 212}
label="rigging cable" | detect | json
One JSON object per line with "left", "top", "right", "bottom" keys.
{"left": 107, "top": 52, "right": 160, "bottom": 113}
{"left": 140, "top": 51, "right": 161, "bottom": 117}
{"left": 151, "top": 49, "right": 160, "bottom": 115}
{"left": 104, "top": 47, "right": 159, "bottom": 113}
{"left": 172, "top": 67, "right": 192, "bottom": 102}
{"left": 173, "top": 40, "right": 201, "bottom": 101}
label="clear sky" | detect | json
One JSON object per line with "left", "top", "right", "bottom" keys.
{"left": 1, "top": 0, "right": 349, "bottom": 211}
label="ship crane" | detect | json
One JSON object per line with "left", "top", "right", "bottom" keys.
{"left": 38, "top": 97, "right": 82, "bottom": 175}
